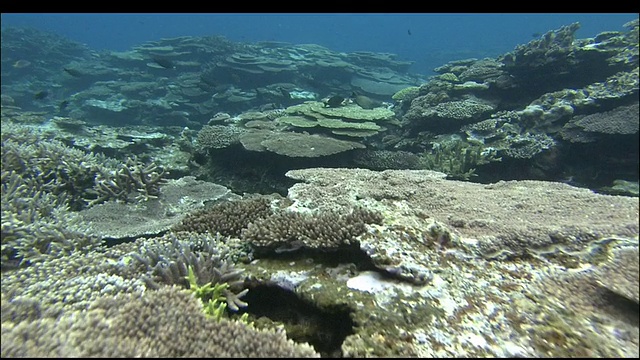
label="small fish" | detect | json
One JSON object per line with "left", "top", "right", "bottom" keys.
{"left": 200, "top": 74, "right": 216, "bottom": 87}
{"left": 351, "top": 92, "right": 381, "bottom": 109}
{"left": 63, "top": 67, "right": 84, "bottom": 77}
{"left": 531, "top": 32, "right": 542, "bottom": 38}
{"left": 278, "top": 87, "right": 291, "bottom": 99}
{"left": 33, "top": 90, "right": 49, "bottom": 100}
{"left": 274, "top": 240, "right": 305, "bottom": 254}
{"left": 12, "top": 59, "right": 32, "bottom": 68}
{"left": 151, "top": 56, "right": 175, "bottom": 69}
{"left": 324, "top": 95, "right": 345, "bottom": 108}
{"left": 407, "top": 29, "right": 412, "bottom": 36}
{"left": 59, "top": 100, "right": 70, "bottom": 111}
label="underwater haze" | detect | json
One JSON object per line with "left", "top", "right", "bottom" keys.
{"left": 2, "top": 12, "right": 640, "bottom": 358}
{"left": 1, "top": 13, "right": 637, "bottom": 74}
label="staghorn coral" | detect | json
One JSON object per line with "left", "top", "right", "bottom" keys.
{"left": 130, "top": 232, "right": 249, "bottom": 312}
{"left": 2, "top": 122, "right": 169, "bottom": 211}
{"left": 172, "top": 196, "right": 273, "bottom": 237}
{"left": 89, "top": 156, "right": 168, "bottom": 205}
{"left": 1, "top": 124, "right": 116, "bottom": 210}
{"left": 1, "top": 285, "right": 320, "bottom": 357}
{"left": 1, "top": 171, "right": 101, "bottom": 266}
{"left": 241, "top": 207, "right": 383, "bottom": 253}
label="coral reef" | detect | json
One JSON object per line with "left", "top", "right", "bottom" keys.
{"left": 560, "top": 102, "right": 639, "bottom": 143}
{"left": 172, "top": 196, "right": 273, "bottom": 236}
{"left": 1, "top": 171, "right": 101, "bottom": 266}
{"left": 501, "top": 22, "right": 581, "bottom": 73}
{"left": 397, "top": 20, "right": 639, "bottom": 186}
{"left": 353, "top": 149, "right": 424, "bottom": 170}
{"left": 239, "top": 129, "right": 366, "bottom": 157}
{"left": 242, "top": 207, "right": 383, "bottom": 253}
{"left": 1, "top": 286, "right": 320, "bottom": 357}
{"left": 279, "top": 101, "right": 395, "bottom": 138}
{"left": 130, "top": 232, "right": 249, "bottom": 312}
{"left": 0, "top": 124, "right": 113, "bottom": 265}
{"left": 284, "top": 168, "right": 638, "bottom": 259}
{"left": 594, "top": 245, "right": 639, "bottom": 303}
{"left": 2, "top": 25, "right": 422, "bottom": 125}
{"left": 276, "top": 167, "right": 639, "bottom": 356}
{"left": 78, "top": 176, "right": 236, "bottom": 239}
{"left": 391, "top": 86, "right": 421, "bottom": 102}
{"left": 1, "top": 123, "right": 117, "bottom": 210}
{"left": 419, "top": 136, "right": 502, "bottom": 180}
{"left": 90, "top": 157, "right": 168, "bottom": 205}
{"left": 1, "top": 18, "right": 639, "bottom": 359}
{"left": 1, "top": 242, "right": 146, "bottom": 312}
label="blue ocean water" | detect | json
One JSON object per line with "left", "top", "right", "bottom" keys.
{"left": 1, "top": 13, "right": 637, "bottom": 75}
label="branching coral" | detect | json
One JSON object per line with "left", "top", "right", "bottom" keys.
{"left": 1, "top": 125, "right": 110, "bottom": 210}
{"left": 89, "top": 156, "right": 168, "bottom": 205}
{"left": 2, "top": 123, "right": 168, "bottom": 209}
{"left": 1, "top": 124, "right": 173, "bottom": 266}
{"left": 1, "top": 171, "right": 101, "bottom": 266}
{"left": 241, "top": 207, "right": 384, "bottom": 253}
{"left": 172, "top": 196, "right": 272, "bottom": 236}
{"left": 130, "top": 232, "right": 248, "bottom": 312}
{"left": 1, "top": 286, "right": 319, "bottom": 357}
{"left": 185, "top": 265, "right": 251, "bottom": 321}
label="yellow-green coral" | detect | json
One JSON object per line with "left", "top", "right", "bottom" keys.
{"left": 317, "top": 118, "right": 381, "bottom": 130}
{"left": 438, "top": 72, "right": 460, "bottom": 82}
{"left": 391, "top": 86, "right": 420, "bottom": 102}
{"left": 277, "top": 115, "right": 319, "bottom": 128}
{"left": 185, "top": 266, "right": 234, "bottom": 321}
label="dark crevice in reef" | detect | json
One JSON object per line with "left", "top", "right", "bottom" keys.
{"left": 102, "top": 230, "right": 169, "bottom": 247}
{"left": 600, "top": 288, "right": 640, "bottom": 327}
{"left": 252, "top": 243, "right": 379, "bottom": 271}
{"left": 253, "top": 243, "right": 426, "bottom": 284}
{"left": 238, "top": 282, "right": 355, "bottom": 358}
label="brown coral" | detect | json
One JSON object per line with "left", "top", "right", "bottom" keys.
{"left": 241, "top": 207, "right": 383, "bottom": 253}
{"left": 1, "top": 286, "right": 320, "bottom": 357}
{"left": 172, "top": 196, "right": 272, "bottom": 237}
